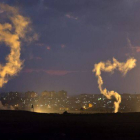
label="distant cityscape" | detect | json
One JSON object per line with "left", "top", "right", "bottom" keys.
{"left": 0, "top": 91, "right": 140, "bottom": 113}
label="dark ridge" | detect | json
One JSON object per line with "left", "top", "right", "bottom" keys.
{"left": 0, "top": 110, "right": 140, "bottom": 140}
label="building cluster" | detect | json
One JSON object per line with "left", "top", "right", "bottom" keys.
{"left": 0, "top": 91, "right": 140, "bottom": 113}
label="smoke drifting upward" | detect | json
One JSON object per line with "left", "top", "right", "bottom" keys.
{"left": 93, "top": 58, "right": 136, "bottom": 113}
{"left": 0, "top": 101, "right": 14, "bottom": 110}
{"left": 0, "top": 4, "right": 35, "bottom": 88}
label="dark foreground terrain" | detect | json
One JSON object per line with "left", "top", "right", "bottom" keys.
{"left": 0, "top": 111, "right": 140, "bottom": 140}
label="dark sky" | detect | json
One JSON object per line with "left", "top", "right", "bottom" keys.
{"left": 0, "top": 0, "right": 140, "bottom": 95}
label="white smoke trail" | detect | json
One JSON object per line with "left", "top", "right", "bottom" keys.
{"left": 0, "top": 3, "right": 36, "bottom": 87}
{"left": 93, "top": 58, "right": 136, "bottom": 113}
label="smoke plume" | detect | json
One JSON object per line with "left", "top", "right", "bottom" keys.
{"left": 0, "top": 3, "right": 35, "bottom": 87}
{"left": 93, "top": 58, "right": 136, "bottom": 113}
{"left": 0, "top": 101, "right": 14, "bottom": 110}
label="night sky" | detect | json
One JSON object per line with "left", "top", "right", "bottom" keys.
{"left": 0, "top": 0, "right": 140, "bottom": 95}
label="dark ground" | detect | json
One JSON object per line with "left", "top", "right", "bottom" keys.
{"left": 0, "top": 111, "right": 140, "bottom": 140}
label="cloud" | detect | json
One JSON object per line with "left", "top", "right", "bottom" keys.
{"left": 23, "top": 68, "right": 78, "bottom": 76}
{"left": 35, "top": 43, "right": 51, "bottom": 50}
{"left": 61, "top": 44, "right": 66, "bottom": 48}
{"left": 35, "top": 57, "right": 42, "bottom": 60}
{"left": 135, "top": 46, "right": 140, "bottom": 52}
{"left": 28, "top": 54, "right": 42, "bottom": 60}
{"left": 65, "top": 14, "right": 78, "bottom": 20}
{"left": 131, "top": 46, "right": 140, "bottom": 53}
{"left": 35, "top": 43, "right": 45, "bottom": 47}
{"left": 127, "top": 37, "right": 140, "bottom": 54}
{"left": 44, "top": 70, "right": 76, "bottom": 75}
{"left": 30, "top": 56, "right": 42, "bottom": 60}
{"left": 46, "top": 46, "right": 51, "bottom": 50}
{"left": 0, "top": 10, "right": 3, "bottom": 13}
{"left": 8, "top": 0, "right": 140, "bottom": 33}
{"left": 36, "top": 43, "right": 67, "bottom": 51}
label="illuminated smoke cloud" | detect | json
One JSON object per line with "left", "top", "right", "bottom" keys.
{"left": 93, "top": 58, "right": 136, "bottom": 113}
{"left": 0, "top": 101, "right": 14, "bottom": 110}
{"left": 0, "top": 3, "right": 36, "bottom": 87}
